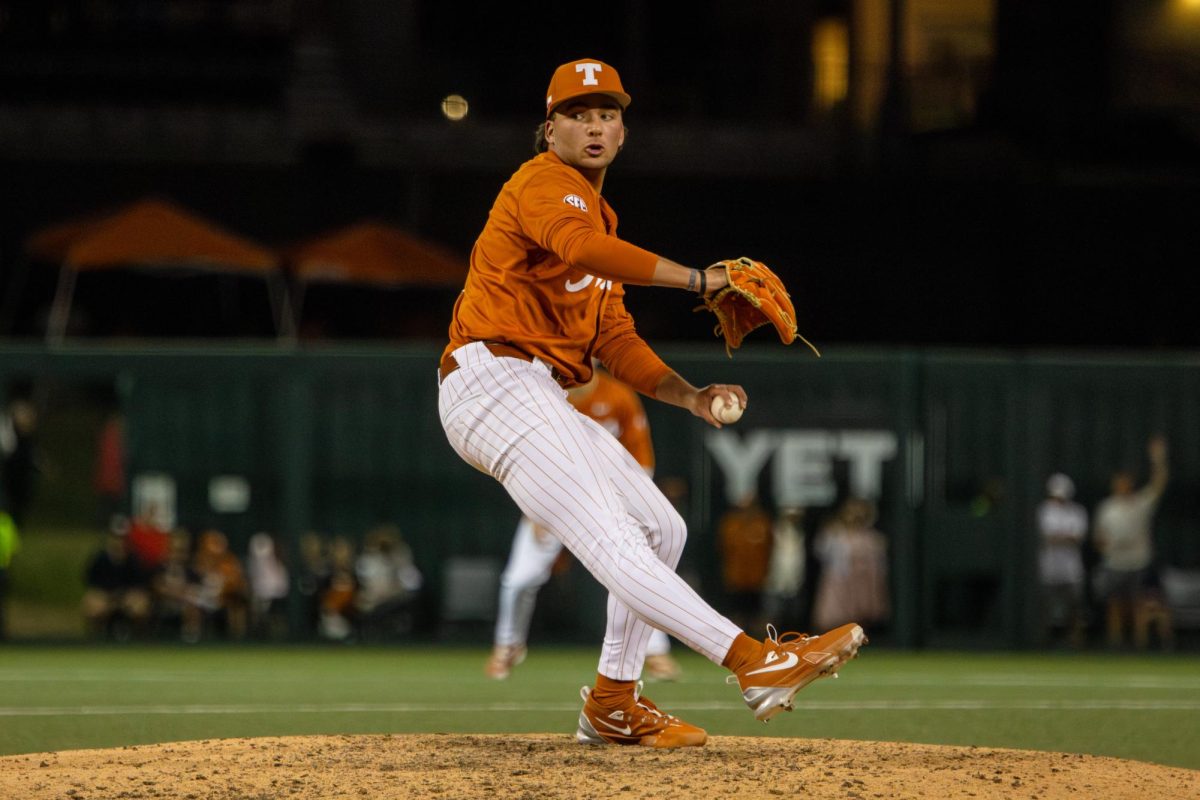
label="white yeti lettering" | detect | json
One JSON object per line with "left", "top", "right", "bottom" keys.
{"left": 706, "top": 429, "right": 900, "bottom": 506}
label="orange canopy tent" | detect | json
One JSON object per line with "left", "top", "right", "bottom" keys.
{"left": 25, "top": 197, "right": 292, "bottom": 341}
{"left": 284, "top": 220, "right": 468, "bottom": 332}
{"left": 286, "top": 220, "right": 466, "bottom": 285}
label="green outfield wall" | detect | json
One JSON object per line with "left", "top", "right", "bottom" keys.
{"left": 3, "top": 343, "right": 1198, "bottom": 648}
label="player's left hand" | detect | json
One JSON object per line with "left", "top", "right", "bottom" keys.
{"left": 699, "top": 257, "right": 819, "bottom": 358}
{"left": 692, "top": 384, "right": 747, "bottom": 428}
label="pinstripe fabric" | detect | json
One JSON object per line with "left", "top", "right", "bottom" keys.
{"left": 494, "top": 516, "right": 674, "bottom": 659}
{"left": 439, "top": 342, "right": 741, "bottom": 679}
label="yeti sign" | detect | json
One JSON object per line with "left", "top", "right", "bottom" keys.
{"left": 705, "top": 429, "right": 899, "bottom": 506}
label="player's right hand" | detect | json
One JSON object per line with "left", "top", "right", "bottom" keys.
{"left": 692, "top": 384, "right": 747, "bottom": 429}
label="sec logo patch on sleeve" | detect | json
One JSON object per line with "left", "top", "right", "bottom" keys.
{"left": 563, "top": 194, "right": 589, "bottom": 212}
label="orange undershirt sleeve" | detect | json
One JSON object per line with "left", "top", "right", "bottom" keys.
{"left": 594, "top": 292, "right": 673, "bottom": 397}
{"left": 569, "top": 234, "right": 658, "bottom": 285}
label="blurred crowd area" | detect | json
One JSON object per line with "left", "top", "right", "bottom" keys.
{"left": 10, "top": 412, "right": 1199, "bottom": 654}
{"left": 0, "top": 362, "right": 1195, "bottom": 652}
{"left": 0, "top": 384, "right": 427, "bottom": 643}
{"left": 1, "top": 378, "right": 1199, "bottom": 650}
{"left": 713, "top": 437, "right": 1200, "bottom": 654}
{"left": 80, "top": 513, "right": 423, "bottom": 644}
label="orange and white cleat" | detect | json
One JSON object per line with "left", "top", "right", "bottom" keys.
{"left": 643, "top": 652, "right": 682, "bottom": 682}
{"left": 729, "top": 623, "right": 866, "bottom": 722}
{"left": 484, "top": 643, "right": 527, "bottom": 680}
{"left": 576, "top": 682, "right": 707, "bottom": 748}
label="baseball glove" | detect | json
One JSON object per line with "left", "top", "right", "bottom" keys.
{"left": 699, "top": 257, "right": 820, "bottom": 357}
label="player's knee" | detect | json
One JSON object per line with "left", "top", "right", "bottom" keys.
{"left": 499, "top": 571, "right": 529, "bottom": 592}
{"left": 500, "top": 567, "right": 551, "bottom": 593}
{"left": 654, "top": 503, "right": 688, "bottom": 554}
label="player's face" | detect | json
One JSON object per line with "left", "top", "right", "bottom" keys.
{"left": 546, "top": 95, "right": 625, "bottom": 179}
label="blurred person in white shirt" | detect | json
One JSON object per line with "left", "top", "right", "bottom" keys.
{"left": 247, "top": 532, "right": 290, "bottom": 640}
{"left": 1093, "top": 436, "right": 1171, "bottom": 649}
{"left": 1037, "top": 473, "right": 1088, "bottom": 648}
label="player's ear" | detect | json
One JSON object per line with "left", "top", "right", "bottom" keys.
{"left": 618, "top": 124, "right": 628, "bottom": 152}
{"left": 544, "top": 119, "right": 555, "bottom": 145}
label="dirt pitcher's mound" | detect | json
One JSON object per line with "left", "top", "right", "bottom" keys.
{"left": 1, "top": 734, "right": 1196, "bottom": 800}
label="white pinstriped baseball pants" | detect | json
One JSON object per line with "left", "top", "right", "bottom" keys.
{"left": 494, "top": 515, "right": 674, "bottom": 658}
{"left": 439, "top": 341, "right": 742, "bottom": 680}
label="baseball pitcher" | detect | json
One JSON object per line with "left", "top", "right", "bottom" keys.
{"left": 437, "top": 57, "right": 864, "bottom": 748}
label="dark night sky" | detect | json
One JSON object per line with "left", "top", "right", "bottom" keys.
{"left": 0, "top": 1, "right": 1197, "bottom": 350}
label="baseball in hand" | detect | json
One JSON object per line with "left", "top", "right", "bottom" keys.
{"left": 710, "top": 394, "right": 743, "bottom": 424}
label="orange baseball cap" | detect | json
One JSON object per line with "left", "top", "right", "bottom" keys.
{"left": 545, "top": 58, "right": 631, "bottom": 118}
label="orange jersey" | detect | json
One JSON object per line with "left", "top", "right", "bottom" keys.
{"left": 445, "top": 151, "right": 672, "bottom": 395}
{"left": 569, "top": 371, "right": 655, "bottom": 472}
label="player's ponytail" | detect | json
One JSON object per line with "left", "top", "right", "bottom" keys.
{"left": 533, "top": 121, "right": 549, "bottom": 154}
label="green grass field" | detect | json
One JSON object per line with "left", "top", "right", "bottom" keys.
{"left": 0, "top": 645, "right": 1196, "bottom": 770}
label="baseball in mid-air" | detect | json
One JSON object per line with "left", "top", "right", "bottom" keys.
{"left": 710, "top": 393, "right": 743, "bottom": 424}
{"left": 441, "top": 94, "right": 469, "bottom": 121}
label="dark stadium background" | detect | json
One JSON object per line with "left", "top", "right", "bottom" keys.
{"left": 1, "top": 1, "right": 1196, "bottom": 349}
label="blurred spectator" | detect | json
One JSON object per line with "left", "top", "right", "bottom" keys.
{"left": 246, "top": 531, "right": 290, "bottom": 640}
{"left": 762, "top": 506, "right": 806, "bottom": 631}
{"left": 92, "top": 411, "right": 126, "bottom": 526}
{"left": 318, "top": 535, "right": 358, "bottom": 641}
{"left": 127, "top": 504, "right": 171, "bottom": 571}
{"left": 191, "top": 529, "right": 250, "bottom": 640}
{"left": 81, "top": 522, "right": 153, "bottom": 640}
{"left": 354, "top": 523, "right": 422, "bottom": 640}
{"left": 812, "top": 497, "right": 890, "bottom": 632}
{"left": 717, "top": 491, "right": 773, "bottom": 632}
{"left": 1093, "top": 436, "right": 1172, "bottom": 650}
{"left": 297, "top": 531, "right": 331, "bottom": 636}
{"left": 152, "top": 529, "right": 204, "bottom": 642}
{"left": 0, "top": 398, "right": 41, "bottom": 526}
{"left": 1037, "top": 473, "right": 1089, "bottom": 648}
{"left": 0, "top": 510, "right": 19, "bottom": 641}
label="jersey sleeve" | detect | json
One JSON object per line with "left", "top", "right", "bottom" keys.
{"left": 594, "top": 287, "right": 673, "bottom": 398}
{"left": 517, "top": 170, "right": 658, "bottom": 284}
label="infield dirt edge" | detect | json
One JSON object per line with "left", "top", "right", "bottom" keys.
{"left": 1, "top": 733, "right": 1196, "bottom": 800}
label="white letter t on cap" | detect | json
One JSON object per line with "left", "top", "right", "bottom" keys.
{"left": 575, "top": 63, "right": 602, "bottom": 86}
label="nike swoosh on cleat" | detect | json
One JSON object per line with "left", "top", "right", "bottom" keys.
{"left": 597, "top": 718, "right": 634, "bottom": 736}
{"left": 744, "top": 651, "right": 799, "bottom": 676}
